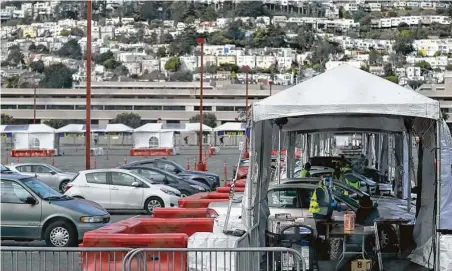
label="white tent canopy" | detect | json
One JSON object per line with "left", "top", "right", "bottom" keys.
{"left": 56, "top": 124, "right": 133, "bottom": 134}
{"left": 214, "top": 122, "right": 246, "bottom": 132}
{"left": 1, "top": 124, "right": 55, "bottom": 150}
{"left": 244, "top": 65, "right": 449, "bottom": 270}
{"left": 253, "top": 64, "right": 440, "bottom": 124}
{"left": 185, "top": 123, "right": 213, "bottom": 132}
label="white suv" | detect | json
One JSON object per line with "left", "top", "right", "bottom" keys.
{"left": 65, "top": 168, "right": 180, "bottom": 214}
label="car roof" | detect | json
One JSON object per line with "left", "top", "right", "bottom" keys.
{"left": 0, "top": 173, "right": 32, "bottom": 181}
{"left": 269, "top": 182, "right": 318, "bottom": 190}
{"left": 79, "top": 168, "right": 132, "bottom": 174}
{"left": 123, "top": 165, "right": 169, "bottom": 174}
{"left": 9, "top": 163, "right": 48, "bottom": 167}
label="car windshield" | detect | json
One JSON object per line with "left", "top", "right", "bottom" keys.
{"left": 22, "top": 177, "right": 63, "bottom": 199}
{"left": 1, "top": 164, "right": 9, "bottom": 171}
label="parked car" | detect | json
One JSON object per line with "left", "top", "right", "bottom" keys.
{"left": 1, "top": 174, "right": 110, "bottom": 247}
{"left": 8, "top": 163, "right": 77, "bottom": 193}
{"left": 124, "top": 158, "right": 220, "bottom": 189}
{"left": 121, "top": 165, "right": 208, "bottom": 197}
{"left": 1, "top": 163, "right": 13, "bottom": 174}
{"left": 232, "top": 159, "right": 249, "bottom": 179}
{"left": 64, "top": 168, "right": 181, "bottom": 214}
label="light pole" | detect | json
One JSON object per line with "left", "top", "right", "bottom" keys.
{"left": 196, "top": 37, "right": 206, "bottom": 171}
{"left": 32, "top": 83, "right": 37, "bottom": 124}
{"left": 269, "top": 80, "right": 273, "bottom": 96}
{"left": 85, "top": 0, "right": 92, "bottom": 170}
{"left": 243, "top": 65, "right": 250, "bottom": 159}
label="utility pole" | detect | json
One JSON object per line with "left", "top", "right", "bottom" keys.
{"left": 196, "top": 37, "right": 206, "bottom": 171}
{"left": 85, "top": 0, "right": 92, "bottom": 170}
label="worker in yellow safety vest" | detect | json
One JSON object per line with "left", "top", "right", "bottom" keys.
{"left": 342, "top": 175, "right": 361, "bottom": 196}
{"left": 309, "top": 175, "right": 343, "bottom": 236}
{"left": 299, "top": 162, "right": 311, "bottom": 177}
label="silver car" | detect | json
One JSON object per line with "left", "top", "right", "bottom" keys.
{"left": 1, "top": 174, "right": 110, "bottom": 247}
{"left": 8, "top": 163, "right": 77, "bottom": 192}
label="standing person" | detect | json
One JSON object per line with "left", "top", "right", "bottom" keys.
{"left": 184, "top": 136, "right": 188, "bottom": 146}
{"left": 300, "top": 162, "right": 312, "bottom": 177}
{"left": 219, "top": 136, "right": 224, "bottom": 146}
{"left": 309, "top": 175, "right": 343, "bottom": 237}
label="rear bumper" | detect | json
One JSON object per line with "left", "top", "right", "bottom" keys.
{"left": 164, "top": 196, "right": 180, "bottom": 208}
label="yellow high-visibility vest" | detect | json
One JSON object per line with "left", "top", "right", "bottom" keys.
{"left": 300, "top": 169, "right": 309, "bottom": 177}
{"left": 309, "top": 185, "right": 329, "bottom": 215}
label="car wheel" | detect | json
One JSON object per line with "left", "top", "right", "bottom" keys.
{"left": 44, "top": 221, "right": 77, "bottom": 247}
{"left": 369, "top": 224, "right": 398, "bottom": 252}
{"left": 59, "top": 180, "right": 71, "bottom": 193}
{"left": 144, "top": 197, "right": 164, "bottom": 214}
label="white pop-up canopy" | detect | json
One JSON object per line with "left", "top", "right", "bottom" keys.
{"left": 133, "top": 123, "right": 186, "bottom": 149}
{"left": 253, "top": 64, "right": 439, "bottom": 132}
{"left": 56, "top": 124, "right": 133, "bottom": 135}
{"left": 244, "top": 65, "right": 451, "bottom": 270}
{"left": 214, "top": 122, "right": 246, "bottom": 133}
{"left": 0, "top": 124, "right": 55, "bottom": 150}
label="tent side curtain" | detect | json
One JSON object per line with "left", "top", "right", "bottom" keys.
{"left": 133, "top": 131, "right": 174, "bottom": 149}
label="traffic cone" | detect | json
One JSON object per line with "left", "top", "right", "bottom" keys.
{"left": 123, "top": 157, "right": 127, "bottom": 165}
{"left": 93, "top": 156, "right": 97, "bottom": 169}
{"left": 4, "top": 151, "right": 8, "bottom": 164}
{"left": 51, "top": 157, "right": 55, "bottom": 166}
{"left": 204, "top": 152, "right": 207, "bottom": 164}
{"left": 205, "top": 157, "right": 208, "bottom": 171}
{"left": 223, "top": 161, "right": 227, "bottom": 186}
{"left": 193, "top": 157, "right": 197, "bottom": 169}
{"left": 186, "top": 157, "right": 190, "bottom": 170}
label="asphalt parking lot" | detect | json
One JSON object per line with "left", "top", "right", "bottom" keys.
{"left": 1, "top": 146, "right": 240, "bottom": 245}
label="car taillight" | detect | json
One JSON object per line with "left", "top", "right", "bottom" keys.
{"left": 64, "top": 184, "right": 72, "bottom": 192}
{"left": 206, "top": 208, "right": 219, "bottom": 218}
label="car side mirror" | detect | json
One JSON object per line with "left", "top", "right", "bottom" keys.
{"left": 163, "top": 178, "right": 169, "bottom": 184}
{"left": 25, "top": 196, "right": 36, "bottom": 205}
{"left": 174, "top": 168, "right": 181, "bottom": 174}
{"left": 131, "top": 182, "right": 141, "bottom": 187}
{"left": 50, "top": 171, "right": 57, "bottom": 175}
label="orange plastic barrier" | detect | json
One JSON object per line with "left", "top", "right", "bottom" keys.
{"left": 216, "top": 187, "right": 245, "bottom": 193}
{"left": 10, "top": 149, "right": 54, "bottom": 157}
{"left": 224, "top": 179, "right": 246, "bottom": 187}
{"left": 82, "top": 234, "right": 188, "bottom": 271}
{"left": 82, "top": 217, "right": 215, "bottom": 271}
{"left": 177, "top": 192, "right": 231, "bottom": 208}
{"left": 153, "top": 208, "right": 210, "bottom": 218}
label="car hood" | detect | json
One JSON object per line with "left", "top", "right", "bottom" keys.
{"left": 51, "top": 198, "right": 109, "bottom": 216}
{"left": 181, "top": 178, "right": 210, "bottom": 189}
{"left": 153, "top": 184, "right": 181, "bottom": 194}
{"left": 62, "top": 172, "right": 77, "bottom": 177}
{"left": 183, "top": 170, "right": 219, "bottom": 177}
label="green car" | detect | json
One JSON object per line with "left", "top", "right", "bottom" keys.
{"left": 1, "top": 173, "right": 110, "bottom": 247}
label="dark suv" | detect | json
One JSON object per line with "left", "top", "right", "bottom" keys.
{"left": 124, "top": 158, "right": 220, "bottom": 190}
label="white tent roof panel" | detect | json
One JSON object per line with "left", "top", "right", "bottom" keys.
{"left": 1, "top": 124, "right": 55, "bottom": 134}
{"left": 253, "top": 64, "right": 440, "bottom": 122}
{"left": 214, "top": 122, "right": 246, "bottom": 132}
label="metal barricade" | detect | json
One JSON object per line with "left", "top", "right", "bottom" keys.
{"left": 123, "top": 247, "right": 307, "bottom": 271}
{"left": 0, "top": 246, "right": 132, "bottom": 271}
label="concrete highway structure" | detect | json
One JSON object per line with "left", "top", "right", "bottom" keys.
{"left": 0, "top": 81, "right": 285, "bottom": 125}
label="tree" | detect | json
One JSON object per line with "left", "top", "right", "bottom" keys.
{"left": 43, "top": 119, "right": 71, "bottom": 129}
{"left": 168, "top": 26, "right": 198, "bottom": 56}
{"left": 103, "top": 58, "right": 121, "bottom": 69}
{"left": 189, "top": 113, "right": 218, "bottom": 129}
{"left": 60, "top": 29, "right": 70, "bottom": 36}
{"left": 114, "top": 65, "right": 129, "bottom": 77}
{"left": 57, "top": 39, "right": 82, "bottom": 60}
{"left": 30, "top": 60, "right": 45, "bottom": 73}
{"left": 415, "top": 60, "right": 432, "bottom": 71}
{"left": 165, "top": 56, "right": 181, "bottom": 72}
{"left": 383, "top": 63, "right": 394, "bottom": 77}
{"left": 200, "top": 6, "right": 217, "bottom": 21}
{"left": 169, "top": 71, "right": 193, "bottom": 82}
{"left": 70, "top": 27, "right": 85, "bottom": 37}
{"left": 1, "top": 114, "right": 15, "bottom": 125}
{"left": 111, "top": 112, "right": 141, "bottom": 128}
{"left": 368, "top": 50, "right": 383, "bottom": 65}
{"left": 39, "top": 63, "right": 74, "bottom": 88}
{"left": 160, "top": 33, "right": 174, "bottom": 44}
{"left": 94, "top": 50, "right": 114, "bottom": 64}
{"left": 29, "top": 43, "right": 49, "bottom": 54}
{"left": 6, "top": 46, "right": 24, "bottom": 66}
{"left": 156, "top": 47, "right": 167, "bottom": 58}
{"left": 446, "top": 64, "right": 452, "bottom": 71}
{"left": 384, "top": 75, "right": 399, "bottom": 84}
{"left": 393, "top": 30, "right": 415, "bottom": 56}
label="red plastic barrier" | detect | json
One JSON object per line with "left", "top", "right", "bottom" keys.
{"left": 129, "top": 218, "right": 214, "bottom": 237}
{"left": 216, "top": 187, "right": 245, "bottom": 193}
{"left": 82, "top": 234, "right": 188, "bottom": 271}
{"left": 224, "top": 180, "right": 246, "bottom": 187}
{"left": 177, "top": 192, "right": 230, "bottom": 208}
{"left": 129, "top": 148, "right": 173, "bottom": 156}
{"left": 153, "top": 208, "right": 210, "bottom": 218}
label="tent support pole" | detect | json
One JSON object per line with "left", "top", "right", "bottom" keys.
{"left": 407, "top": 133, "right": 412, "bottom": 213}
{"left": 434, "top": 121, "right": 441, "bottom": 271}
{"left": 277, "top": 128, "right": 281, "bottom": 184}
